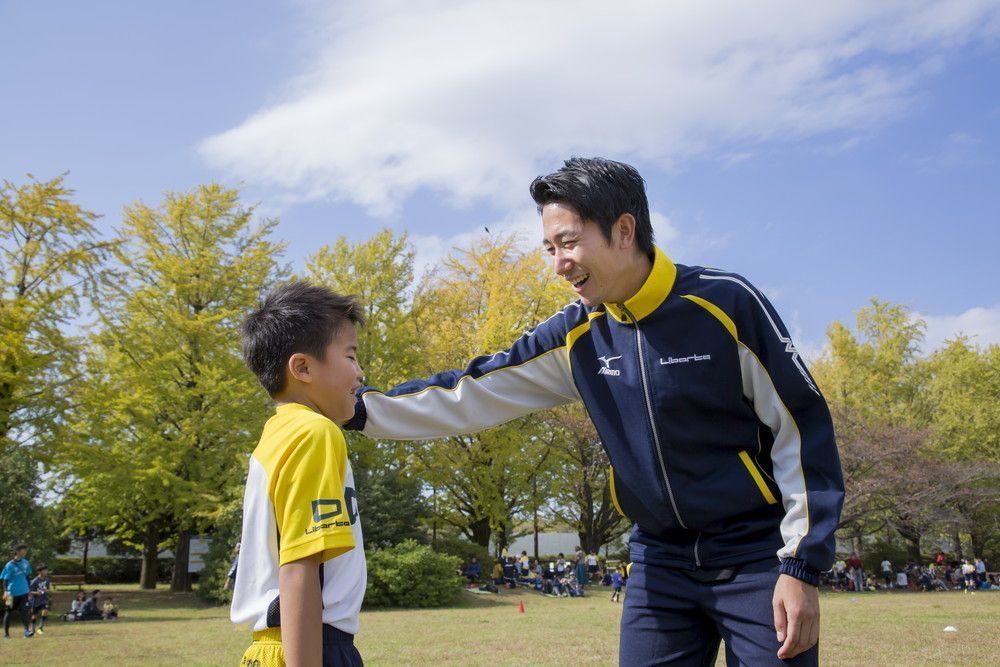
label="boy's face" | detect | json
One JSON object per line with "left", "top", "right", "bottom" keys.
{"left": 305, "top": 322, "right": 363, "bottom": 424}
{"left": 14, "top": 548, "right": 27, "bottom": 560}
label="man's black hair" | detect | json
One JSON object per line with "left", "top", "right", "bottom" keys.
{"left": 36, "top": 563, "right": 48, "bottom": 571}
{"left": 13, "top": 544, "right": 27, "bottom": 552}
{"left": 529, "top": 157, "right": 654, "bottom": 257}
{"left": 241, "top": 281, "right": 366, "bottom": 397}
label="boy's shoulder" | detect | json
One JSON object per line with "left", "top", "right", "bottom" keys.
{"left": 252, "top": 403, "right": 347, "bottom": 464}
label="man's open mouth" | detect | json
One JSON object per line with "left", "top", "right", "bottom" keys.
{"left": 570, "top": 274, "right": 590, "bottom": 289}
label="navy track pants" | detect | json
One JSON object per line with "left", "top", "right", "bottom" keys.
{"left": 619, "top": 559, "right": 819, "bottom": 666}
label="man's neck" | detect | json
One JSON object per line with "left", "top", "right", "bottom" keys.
{"left": 611, "top": 251, "right": 654, "bottom": 304}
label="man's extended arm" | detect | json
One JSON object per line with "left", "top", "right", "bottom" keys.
{"left": 345, "top": 304, "right": 584, "bottom": 439}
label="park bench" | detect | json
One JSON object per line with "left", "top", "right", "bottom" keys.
{"left": 50, "top": 574, "right": 87, "bottom": 590}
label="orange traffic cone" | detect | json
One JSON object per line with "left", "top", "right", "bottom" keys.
{"left": 518, "top": 600, "right": 525, "bottom": 614}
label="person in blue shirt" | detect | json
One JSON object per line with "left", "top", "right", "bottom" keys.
{"left": 610, "top": 568, "right": 623, "bottom": 602}
{"left": 464, "top": 557, "right": 481, "bottom": 584}
{"left": 1, "top": 544, "right": 34, "bottom": 639}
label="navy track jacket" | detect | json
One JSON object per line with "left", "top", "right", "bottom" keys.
{"left": 346, "top": 247, "right": 844, "bottom": 585}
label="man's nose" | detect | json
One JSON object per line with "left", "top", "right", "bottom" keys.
{"left": 552, "top": 248, "right": 572, "bottom": 275}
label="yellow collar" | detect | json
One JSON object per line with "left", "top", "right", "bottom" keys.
{"left": 605, "top": 246, "right": 676, "bottom": 323}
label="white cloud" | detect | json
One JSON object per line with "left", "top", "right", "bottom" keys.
{"left": 916, "top": 305, "right": 1000, "bottom": 353}
{"left": 199, "top": 0, "right": 1000, "bottom": 215}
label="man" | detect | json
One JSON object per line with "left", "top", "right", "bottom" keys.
{"left": 346, "top": 157, "right": 843, "bottom": 664}
{"left": 2, "top": 545, "right": 34, "bottom": 639}
{"left": 881, "top": 558, "right": 892, "bottom": 588}
{"left": 847, "top": 552, "right": 864, "bottom": 592}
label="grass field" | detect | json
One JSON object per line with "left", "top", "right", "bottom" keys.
{"left": 1, "top": 584, "right": 997, "bottom": 666}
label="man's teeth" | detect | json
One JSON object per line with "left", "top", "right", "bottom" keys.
{"left": 571, "top": 274, "right": 590, "bottom": 287}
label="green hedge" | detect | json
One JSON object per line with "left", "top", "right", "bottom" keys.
{"left": 430, "top": 535, "right": 492, "bottom": 571}
{"left": 51, "top": 556, "right": 173, "bottom": 584}
{"left": 365, "top": 539, "right": 462, "bottom": 608}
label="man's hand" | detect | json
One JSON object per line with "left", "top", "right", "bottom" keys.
{"left": 772, "top": 573, "right": 820, "bottom": 660}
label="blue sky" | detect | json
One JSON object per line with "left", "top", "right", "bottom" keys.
{"left": 2, "top": 1, "right": 998, "bottom": 357}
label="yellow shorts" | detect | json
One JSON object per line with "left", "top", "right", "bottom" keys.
{"left": 240, "top": 627, "right": 285, "bottom": 667}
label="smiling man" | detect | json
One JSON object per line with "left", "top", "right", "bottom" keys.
{"left": 346, "top": 157, "right": 843, "bottom": 666}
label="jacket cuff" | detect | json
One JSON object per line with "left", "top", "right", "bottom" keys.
{"left": 343, "top": 391, "right": 369, "bottom": 431}
{"left": 779, "top": 557, "right": 820, "bottom": 586}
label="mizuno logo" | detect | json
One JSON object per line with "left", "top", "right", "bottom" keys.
{"left": 597, "top": 355, "right": 622, "bottom": 376}
{"left": 660, "top": 354, "right": 711, "bottom": 365}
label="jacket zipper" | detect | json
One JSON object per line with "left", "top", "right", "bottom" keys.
{"left": 619, "top": 304, "right": 691, "bottom": 550}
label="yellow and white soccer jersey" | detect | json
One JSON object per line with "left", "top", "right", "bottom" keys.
{"left": 231, "top": 403, "right": 366, "bottom": 635}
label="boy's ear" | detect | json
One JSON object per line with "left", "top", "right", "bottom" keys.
{"left": 286, "top": 353, "right": 313, "bottom": 384}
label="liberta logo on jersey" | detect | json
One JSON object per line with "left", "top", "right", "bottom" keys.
{"left": 597, "top": 355, "right": 622, "bottom": 376}
{"left": 306, "top": 488, "right": 359, "bottom": 535}
{"left": 660, "top": 354, "right": 711, "bottom": 365}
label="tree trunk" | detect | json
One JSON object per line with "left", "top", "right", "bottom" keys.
{"left": 82, "top": 539, "right": 90, "bottom": 582}
{"left": 970, "top": 531, "right": 985, "bottom": 559}
{"left": 952, "top": 532, "right": 964, "bottom": 561}
{"left": 533, "top": 477, "right": 540, "bottom": 560}
{"left": 469, "top": 517, "right": 491, "bottom": 551}
{"left": 140, "top": 533, "right": 159, "bottom": 590}
{"left": 895, "top": 524, "right": 923, "bottom": 563}
{"left": 170, "top": 530, "right": 191, "bottom": 592}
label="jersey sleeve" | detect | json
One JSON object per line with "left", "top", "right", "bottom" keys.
{"left": 344, "top": 302, "right": 586, "bottom": 439}
{"left": 716, "top": 272, "right": 844, "bottom": 583}
{"left": 272, "top": 420, "right": 357, "bottom": 567}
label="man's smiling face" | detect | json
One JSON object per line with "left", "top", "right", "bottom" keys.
{"left": 542, "top": 202, "right": 629, "bottom": 306}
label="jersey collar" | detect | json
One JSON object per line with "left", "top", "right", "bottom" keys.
{"left": 605, "top": 246, "right": 676, "bottom": 323}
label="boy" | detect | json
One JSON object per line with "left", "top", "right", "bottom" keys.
{"left": 28, "top": 564, "right": 52, "bottom": 634}
{"left": 231, "top": 282, "right": 367, "bottom": 667}
{"left": 102, "top": 596, "right": 118, "bottom": 620}
{"left": 1, "top": 544, "right": 33, "bottom": 639}
{"left": 610, "top": 568, "right": 623, "bottom": 602}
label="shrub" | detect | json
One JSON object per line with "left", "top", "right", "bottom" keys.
{"left": 365, "top": 539, "right": 462, "bottom": 608}
{"left": 431, "top": 535, "right": 492, "bottom": 571}
{"left": 50, "top": 556, "right": 173, "bottom": 584}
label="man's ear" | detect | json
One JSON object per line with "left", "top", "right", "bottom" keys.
{"left": 613, "top": 213, "right": 637, "bottom": 250}
{"left": 287, "top": 352, "right": 312, "bottom": 384}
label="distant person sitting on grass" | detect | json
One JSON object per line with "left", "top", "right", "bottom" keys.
{"left": 28, "top": 564, "right": 51, "bottom": 634}
{"left": 83, "top": 590, "right": 103, "bottom": 620}
{"left": 102, "top": 597, "right": 118, "bottom": 620}
{"left": 464, "top": 557, "right": 481, "bottom": 584}
{"left": 68, "top": 591, "right": 86, "bottom": 620}
{"left": 230, "top": 283, "right": 368, "bottom": 667}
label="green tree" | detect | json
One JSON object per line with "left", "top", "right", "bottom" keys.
{"left": 924, "top": 338, "right": 1000, "bottom": 559}
{"left": 0, "top": 455, "right": 58, "bottom": 563}
{"left": 815, "top": 298, "right": 928, "bottom": 427}
{"left": 541, "top": 405, "right": 629, "bottom": 554}
{"left": 305, "top": 229, "right": 428, "bottom": 547}
{"left": 924, "top": 338, "right": 1000, "bottom": 463}
{"left": 408, "top": 235, "right": 569, "bottom": 549}
{"left": 60, "top": 184, "right": 284, "bottom": 590}
{"left": 0, "top": 174, "right": 111, "bottom": 456}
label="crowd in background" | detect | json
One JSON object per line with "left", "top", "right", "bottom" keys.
{"left": 824, "top": 551, "right": 996, "bottom": 593}
{"left": 461, "top": 545, "right": 629, "bottom": 601}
